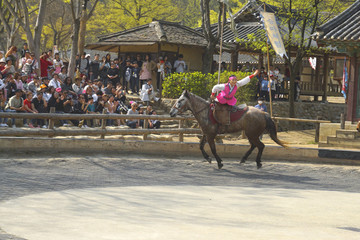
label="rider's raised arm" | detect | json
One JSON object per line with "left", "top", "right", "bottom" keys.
{"left": 235, "top": 70, "right": 259, "bottom": 87}
{"left": 211, "top": 83, "right": 226, "bottom": 95}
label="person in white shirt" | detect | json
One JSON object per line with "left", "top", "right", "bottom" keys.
{"left": 48, "top": 73, "right": 62, "bottom": 89}
{"left": 140, "top": 79, "right": 159, "bottom": 106}
{"left": 174, "top": 54, "right": 186, "bottom": 73}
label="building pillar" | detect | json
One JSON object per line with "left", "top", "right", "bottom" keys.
{"left": 322, "top": 53, "right": 329, "bottom": 102}
{"left": 314, "top": 57, "right": 321, "bottom": 101}
{"left": 346, "top": 53, "right": 358, "bottom": 121}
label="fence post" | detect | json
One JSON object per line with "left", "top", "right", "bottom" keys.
{"left": 143, "top": 118, "right": 148, "bottom": 140}
{"left": 315, "top": 116, "right": 320, "bottom": 143}
{"left": 48, "top": 107, "right": 55, "bottom": 138}
{"left": 100, "top": 109, "right": 106, "bottom": 139}
{"left": 340, "top": 113, "right": 345, "bottom": 129}
{"left": 179, "top": 120, "right": 184, "bottom": 142}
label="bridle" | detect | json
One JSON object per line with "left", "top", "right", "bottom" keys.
{"left": 172, "top": 99, "right": 188, "bottom": 115}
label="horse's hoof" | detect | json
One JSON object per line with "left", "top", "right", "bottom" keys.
{"left": 240, "top": 159, "right": 246, "bottom": 164}
{"left": 206, "top": 157, "right": 212, "bottom": 163}
{"left": 257, "top": 163, "right": 262, "bottom": 169}
{"left": 218, "top": 163, "right": 223, "bottom": 169}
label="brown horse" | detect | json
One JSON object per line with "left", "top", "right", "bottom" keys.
{"left": 169, "top": 90, "right": 287, "bottom": 169}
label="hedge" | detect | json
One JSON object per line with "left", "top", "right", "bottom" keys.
{"left": 162, "top": 71, "right": 258, "bottom": 103}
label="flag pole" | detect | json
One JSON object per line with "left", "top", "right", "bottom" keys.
{"left": 217, "top": 2, "right": 225, "bottom": 84}
{"left": 264, "top": 4, "right": 273, "bottom": 118}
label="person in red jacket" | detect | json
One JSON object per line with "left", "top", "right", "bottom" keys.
{"left": 40, "top": 52, "right": 53, "bottom": 78}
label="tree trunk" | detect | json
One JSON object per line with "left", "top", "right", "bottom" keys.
{"left": 202, "top": 43, "right": 215, "bottom": 74}
{"left": 68, "top": 18, "right": 80, "bottom": 79}
{"left": 78, "top": 15, "right": 87, "bottom": 56}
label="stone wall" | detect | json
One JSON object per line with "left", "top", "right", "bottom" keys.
{"left": 159, "top": 98, "right": 346, "bottom": 131}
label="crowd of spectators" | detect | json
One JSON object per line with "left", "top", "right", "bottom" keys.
{"left": 0, "top": 44, "right": 172, "bottom": 129}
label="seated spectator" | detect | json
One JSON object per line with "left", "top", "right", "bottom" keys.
{"left": 61, "top": 77, "right": 76, "bottom": 97}
{"left": 23, "top": 91, "right": 36, "bottom": 128}
{"left": 140, "top": 79, "right": 159, "bottom": 106}
{"left": 126, "top": 102, "right": 142, "bottom": 128}
{"left": 58, "top": 66, "right": 68, "bottom": 82}
{"left": 143, "top": 105, "right": 160, "bottom": 129}
{"left": 48, "top": 90, "right": 68, "bottom": 126}
{"left": 0, "top": 90, "right": 8, "bottom": 127}
{"left": 5, "top": 89, "right": 25, "bottom": 128}
{"left": 31, "top": 91, "right": 48, "bottom": 128}
{"left": 49, "top": 73, "right": 62, "bottom": 89}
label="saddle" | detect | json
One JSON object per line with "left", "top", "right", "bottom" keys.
{"left": 210, "top": 102, "right": 248, "bottom": 125}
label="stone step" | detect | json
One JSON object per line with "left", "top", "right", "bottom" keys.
{"left": 327, "top": 136, "right": 360, "bottom": 149}
{"left": 336, "top": 129, "right": 360, "bottom": 139}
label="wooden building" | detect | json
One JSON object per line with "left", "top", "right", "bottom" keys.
{"left": 314, "top": 0, "right": 360, "bottom": 122}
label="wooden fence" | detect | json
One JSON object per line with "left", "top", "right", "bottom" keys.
{"left": 0, "top": 111, "right": 330, "bottom": 142}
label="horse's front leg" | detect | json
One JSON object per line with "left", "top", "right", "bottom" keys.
{"left": 200, "top": 135, "right": 211, "bottom": 163}
{"left": 251, "top": 138, "right": 265, "bottom": 169}
{"left": 208, "top": 135, "right": 223, "bottom": 169}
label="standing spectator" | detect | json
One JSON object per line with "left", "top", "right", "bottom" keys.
{"left": 174, "top": 54, "right": 186, "bottom": 73}
{"left": 20, "top": 43, "right": 28, "bottom": 58}
{"left": 164, "top": 55, "right": 172, "bottom": 76}
{"left": 90, "top": 54, "right": 100, "bottom": 81}
{"left": 259, "top": 74, "right": 269, "bottom": 101}
{"left": 19, "top": 50, "right": 31, "bottom": 73}
{"left": 123, "top": 60, "right": 132, "bottom": 93}
{"left": 140, "top": 79, "right": 159, "bottom": 106}
{"left": 139, "top": 54, "right": 155, "bottom": 88}
{"left": 131, "top": 61, "right": 140, "bottom": 94}
{"left": 40, "top": 52, "right": 53, "bottom": 78}
{"left": 107, "top": 62, "right": 120, "bottom": 87}
{"left": 29, "top": 52, "right": 39, "bottom": 77}
{"left": 156, "top": 57, "right": 165, "bottom": 91}
{"left": 99, "top": 56, "right": 110, "bottom": 80}
{"left": 31, "top": 91, "right": 48, "bottom": 128}
{"left": 78, "top": 53, "right": 89, "bottom": 78}
{"left": 53, "top": 53, "right": 63, "bottom": 74}
{"left": 135, "top": 54, "right": 143, "bottom": 69}
{"left": 5, "top": 46, "right": 18, "bottom": 69}
{"left": 105, "top": 94, "right": 118, "bottom": 126}
{"left": 0, "top": 90, "right": 8, "bottom": 127}
{"left": 5, "top": 89, "right": 25, "bottom": 128}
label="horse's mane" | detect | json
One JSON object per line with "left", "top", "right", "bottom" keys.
{"left": 188, "top": 92, "right": 210, "bottom": 105}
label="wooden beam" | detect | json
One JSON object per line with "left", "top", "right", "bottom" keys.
{"left": 322, "top": 54, "right": 329, "bottom": 102}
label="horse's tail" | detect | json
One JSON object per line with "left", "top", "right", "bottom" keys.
{"left": 265, "top": 114, "right": 288, "bottom": 148}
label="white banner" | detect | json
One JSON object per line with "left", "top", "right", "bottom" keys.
{"left": 260, "top": 11, "right": 287, "bottom": 59}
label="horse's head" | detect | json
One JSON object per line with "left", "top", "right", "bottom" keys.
{"left": 170, "top": 90, "right": 191, "bottom": 117}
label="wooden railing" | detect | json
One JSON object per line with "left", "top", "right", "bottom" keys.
{"left": 0, "top": 111, "right": 331, "bottom": 143}
{"left": 0, "top": 110, "right": 201, "bottom": 142}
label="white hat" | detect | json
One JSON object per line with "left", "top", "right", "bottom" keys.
{"left": 0, "top": 58, "right": 5, "bottom": 63}
{"left": 85, "top": 54, "right": 91, "bottom": 58}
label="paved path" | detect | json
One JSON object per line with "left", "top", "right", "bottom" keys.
{"left": 0, "top": 153, "right": 360, "bottom": 239}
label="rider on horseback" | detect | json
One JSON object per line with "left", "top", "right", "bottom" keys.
{"left": 210, "top": 69, "right": 259, "bottom": 125}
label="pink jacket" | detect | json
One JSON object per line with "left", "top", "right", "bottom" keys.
{"left": 217, "top": 83, "right": 237, "bottom": 106}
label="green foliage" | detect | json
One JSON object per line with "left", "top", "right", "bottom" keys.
{"left": 163, "top": 71, "right": 258, "bottom": 103}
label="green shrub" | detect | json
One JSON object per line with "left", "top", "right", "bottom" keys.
{"left": 163, "top": 71, "right": 258, "bottom": 103}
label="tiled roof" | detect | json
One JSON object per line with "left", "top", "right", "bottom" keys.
{"left": 87, "top": 20, "right": 208, "bottom": 51}
{"left": 314, "top": 0, "right": 360, "bottom": 42}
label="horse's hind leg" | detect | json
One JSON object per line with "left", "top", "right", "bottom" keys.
{"left": 208, "top": 135, "right": 223, "bottom": 169}
{"left": 200, "top": 135, "right": 211, "bottom": 163}
{"left": 250, "top": 137, "right": 265, "bottom": 169}
{"left": 240, "top": 143, "right": 256, "bottom": 164}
